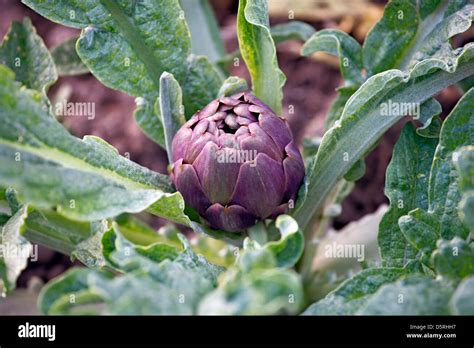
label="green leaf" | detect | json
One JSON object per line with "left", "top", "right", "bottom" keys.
{"left": 324, "top": 85, "right": 359, "bottom": 130}
{"left": 416, "top": 98, "right": 442, "bottom": 138}
{"left": 455, "top": 146, "right": 474, "bottom": 232}
{"left": 293, "top": 43, "right": 474, "bottom": 231}
{"left": 302, "top": 29, "right": 364, "bottom": 85}
{"left": 51, "top": 36, "right": 89, "bottom": 76}
{"left": 198, "top": 267, "right": 303, "bottom": 315}
{"left": 0, "top": 17, "right": 57, "bottom": 94}
{"left": 359, "top": 275, "right": 454, "bottom": 315}
{"left": 181, "top": 54, "right": 224, "bottom": 117}
{"left": 38, "top": 267, "right": 98, "bottom": 315}
{"left": 217, "top": 76, "right": 249, "bottom": 97}
{"left": 432, "top": 237, "right": 474, "bottom": 278}
{"left": 23, "top": 0, "right": 223, "bottom": 140}
{"left": 71, "top": 220, "right": 109, "bottom": 268}
{"left": 303, "top": 267, "right": 407, "bottom": 315}
{"left": 399, "top": 208, "right": 440, "bottom": 254}
{"left": 133, "top": 97, "right": 166, "bottom": 148}
{"left": 362, "top": 0, "right": 472, "bottom": 75}
{"left": 271, "top": 21, "right": 315, "bottom": 44}
{"left": 156, "top": 72, "right": 185, "bottom": 164}
{"left": 237, "top": 0, "right": 286, "bottom": 114}
{"left": 180, "top": 0, "right": 225, "bottom": 63}
{"left": 264, "top": 215, "right": 304, "bottom": 268}
{"left": 378, "top": 123, "right": 438, "bottom": 267}
{"left": 428, "top": 88, "right": 474, "bottom": 239}
{"left": 0, "top": 205, "right": 31, "bottom": 294}
{"left": 450, "top": 276, "right": 474, "bottom": 314}
{"left": 0, "top": 65, "right": 185, "bottom": 222}
{"left": 40, "top": 227, "right": 224, "bottom": 315}
{"left": 454, "top": 146, "right": 474, "bottom": 192}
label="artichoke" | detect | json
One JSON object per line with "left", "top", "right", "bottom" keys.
{"left": 170, "top": 92, "right": 305, "bottom": 232}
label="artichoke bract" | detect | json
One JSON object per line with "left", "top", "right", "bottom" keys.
{"left": 170, "top": 92, "right": 305, "bottom": 232}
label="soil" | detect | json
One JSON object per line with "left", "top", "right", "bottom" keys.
{"left": 0, "top": 0, "right": 468, "bottom": 286}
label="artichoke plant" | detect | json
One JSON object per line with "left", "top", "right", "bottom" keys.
{"left": 170, "top": 92, "right": 305, "bottom": 232}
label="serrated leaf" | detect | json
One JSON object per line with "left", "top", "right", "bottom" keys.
{"left": 378, "top": 123, "right": 437, "bottom": 267}
{"left": 303, "top": 267, "right": 407, "bottom": 315}
{"left": 217, "top": 76, "right": 248, "bottom": 97}
{"left": 0, "top": 17, "right": 57, "bottom": 95}
{"left": 432, "top": 237, "right": 474, "bottom": 278}
{"left": 271, "top": 21, "right": 315, "bottom": 43}
{"left": 450, "top": 276, "right": 474, "bottom": 314}
{"left": 51, "top": 36, "right": 89, "bottom": 76}
{"left": 156, "top": 72, "right": 185, "bottom": 164}
{"left": 237, "top": 0, "right": 285, "bottom": 114}
{"left": 293, "top": 44, "right": 474, "bottom": 231}
{"left": 302, "top": 29, "right": 364, "bottom": 85}
{"left": 0, "top": 205, "right": 31, "bottom": 294}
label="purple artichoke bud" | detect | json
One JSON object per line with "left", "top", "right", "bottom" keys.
{"left": 170, "top": 92, "right": 305, "bottom": 232}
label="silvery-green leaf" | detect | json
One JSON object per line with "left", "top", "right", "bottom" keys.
{"left": 428, "top": 88, "right": 474, "bottom": 239}
{"left": 217, "top": 76, "right": 248, "bottom": 97}
{"left": 416, "top": 98, "right": 442, "bottom": 138}
{"left": 431, "top": 237, "right": 474, "bottom": 278}
{"left": 293, "top": 44, "right": 474, "bottom": 231}
{"left": 0, "top": 18, "right": 57, "bottom": 95}
{"left": 198, "top": 267, "right": 303, "bottom": 315}
{"left": 359, "top": 275, "right": 455, "bottom": 315}
{"left": 133, "top": 97, "right": 166, "bottom": 148}
{"left": 324, "top": 85, "right": 359, "bottom": 130}
{"left": 264, "top": 215, "right": 303, "bottom": 268}
{"left": 378, "top": 123, "right": 437, "bottom": 267}
{"left": 51, "top": 36, "right": 89, "bottom": 76}
{"left": 23, "top": 0, "right": 223, "bottom": 142}
{"left": 271, "top": 21, "right": 315, "bottom": 43}
{"left": 0, "top": 205, "right": 31, "bottom": 294}
{"left": 399, "top": 208, "right": 440, "bottom": 254}
{"left": 302, "top": 29, "right": 364, "bottom": 85}
{"left": 450, "top": 276, "right": 474, "bottom": 314}
{"left": 180, "top": 0, "right": 225, "bottom": 63}
{"left": 181, "top": 54, "right": 224, "bottom": 117}
{"left": 38, "top": 267, "right": 100, "bottom": 315}
{"left": 157, "top": 72, "right": 186, "bottom": 163}
{"left": 237, "top": 0, "right": 285, "bottom": 114}
{"left": 0, "top": 65, "right": 189, "bottom": 223}
{"left": 362, "top": 0, "right": 472, "bottom": 75}
{"left": 454, "top": 145, "right": 474, "bottom": 192}
{"left": 40, "top": 226, "right": 224, "bottom": 315}
{"left": 303, "top": 267, "right": 407, "bottom": 315}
